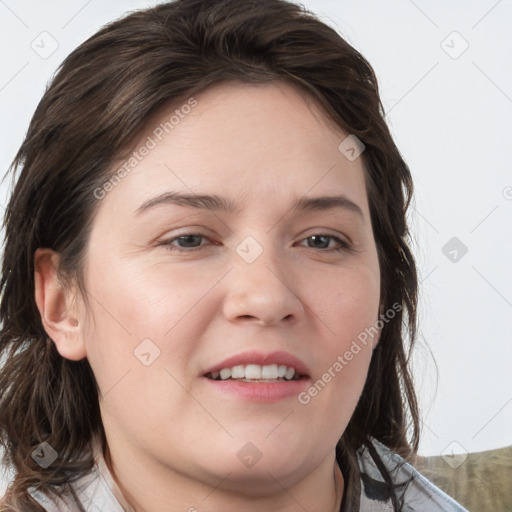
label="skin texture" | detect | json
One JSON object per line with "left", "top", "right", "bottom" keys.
{"left": 34, "top": 81, "right": 381, "bottom": 512}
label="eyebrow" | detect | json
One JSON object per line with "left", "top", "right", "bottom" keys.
{"left": 135, "top": 191, "right": 364, "bottom": 219}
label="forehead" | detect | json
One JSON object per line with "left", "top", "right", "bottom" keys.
{"left": 96, "top": 80, "right": 369, "bottom": 219}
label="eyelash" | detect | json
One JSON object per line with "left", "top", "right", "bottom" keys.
{"left": 159, "top": 233, "right": 355, "bottom": 254}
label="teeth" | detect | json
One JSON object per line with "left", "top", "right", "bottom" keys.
{"left": 208, "top": 364, "right": 301, "bottom": 381}
{"left": 285, "top": 367, "right": 295, "bottom": 380}
{"left": 245, "top": 364, "right": 262, "bottom": 379}
{"left": 231, "top": 365, "right": 245, "bottom": 379}
{"left": 261, "top": 364, "right": 278, "bottom": 379}
{"left": 219, "top": 368, "right": 231, "bottom": 380}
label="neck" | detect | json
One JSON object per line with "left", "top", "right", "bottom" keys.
{"left": 103, "top": 440, "right": 344, "bottom": 512}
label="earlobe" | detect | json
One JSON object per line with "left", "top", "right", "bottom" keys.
{"left": 34, "top": 248, "right": 87, "bottom": 361}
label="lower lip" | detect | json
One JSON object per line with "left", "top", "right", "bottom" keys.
{"left": 202, "top": 377, "right": 310, "bottom": 402}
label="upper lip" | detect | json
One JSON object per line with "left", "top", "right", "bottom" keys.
{"left": 203, "top": 350, "right": 310, "bottom": 377}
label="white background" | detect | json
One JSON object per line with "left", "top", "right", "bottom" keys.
{"left": 1, "top": 0, "right": 511, "bottom": 495}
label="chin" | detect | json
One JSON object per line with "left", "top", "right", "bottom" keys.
{"left": 202, "top": 459, "right": 306, "bottom": 497}
{"left": 198, "top": 438, "right": 314, "bottom": 485}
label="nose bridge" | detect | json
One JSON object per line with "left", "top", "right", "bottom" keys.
{"left": 222, "top": 234, "right": 302, "bottom": 326}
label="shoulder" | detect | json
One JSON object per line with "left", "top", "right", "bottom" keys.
{"left": 26, "top": 437, "right": 127, "bottom": 512}
{"left": 356, "top": 437, "right": 469, "bottom": 512}
{"left": 28, "top": 464, "right": 124, "bottom": 512}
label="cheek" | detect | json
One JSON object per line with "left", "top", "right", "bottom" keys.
{"left": 300, "top": 263, "right": 379, "bottom": 416}
{"left": 81, "top": 258, "right": 213, "bottom": 395}
{"left": 81, "top": 268, "right": 199, "bottom": 434}
{"left": 88, "top": 256, "right": 218, "bottom": 333}
{"left": 316, "top": 263, "right": 380, "bottom": 352}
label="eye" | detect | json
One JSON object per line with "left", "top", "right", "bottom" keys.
{"left": 298, "top": 234, "right": 352, "bottom": 252}
{"left": 159, "top": 233, "right": 354, "bottom": 253}
{"left": 161, "top": 234, "right": 210, "bottom": 251}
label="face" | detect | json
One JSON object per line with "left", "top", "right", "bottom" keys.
{"left": 79, "top": 81, "right": 381, "bottom": 492}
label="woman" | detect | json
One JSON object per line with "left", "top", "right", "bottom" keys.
{"left": 0, "top": 0, "right": 468, "bottom": 510}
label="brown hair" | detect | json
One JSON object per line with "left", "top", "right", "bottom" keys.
{"left": 0, "top": 0, "right": 419, "bottom": 509}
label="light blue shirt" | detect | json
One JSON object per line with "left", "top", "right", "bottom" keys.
{"left": 354, "top": 438, "right": 468, "bottom": 511}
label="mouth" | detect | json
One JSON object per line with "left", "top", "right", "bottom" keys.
{"left": 205, "top": 363, "right": 305, "bottom": 382}
{"left": 201, "top": 350, "right": 310, "bottom": 401}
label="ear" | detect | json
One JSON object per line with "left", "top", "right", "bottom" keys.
{"left": 34, "top": 248, "right": 87, "bottom": 361}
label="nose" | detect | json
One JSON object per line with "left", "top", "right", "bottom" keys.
{"left": 222, "top": 251, "right": 304, "bottom": 327}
